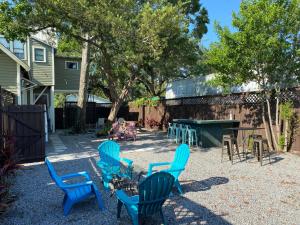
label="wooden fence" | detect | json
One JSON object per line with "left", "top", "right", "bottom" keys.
{"left": 0, "top": 88, "right": 46, "bottom": 163}
{"left": 129, "top": 90, "right": 300, "bottom": 153}
{"left": 55, "top": 102, "right": 139, "bottom": 129}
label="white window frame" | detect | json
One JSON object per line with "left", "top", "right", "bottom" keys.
{"left": 13, "top": 40, "right": 26, "bottom": 60}
{"left": 0, "top": 35, "right": 10, "bottom": 49}
{"left": 33, "top": 46, "right": 46, "bottom": 62}
{"left": 65, "top": 61, "right": 79, "bottom": 70}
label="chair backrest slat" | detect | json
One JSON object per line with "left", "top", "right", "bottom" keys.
{"left": 98, "top": 140, "right": 120, "bottom": 167}
{"left": 45, "top": 158, "right": 64, "bottom": 188}
{"left": 168, "top": 144, "right": 190, "bottom": 179}
{"left": 138, "top": 172, "right": 174, "bottom": 216}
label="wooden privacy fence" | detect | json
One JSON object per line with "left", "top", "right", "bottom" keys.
{"left": 56, "top": 102, "right": 139, "bottom": 129}
{"left": 0, "top": 101, "right": 46, "bottom": 163}
{"left": 129, "top": 89, "right": 300, "bottom": 153}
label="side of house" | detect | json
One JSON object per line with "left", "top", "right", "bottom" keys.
{"left": 0, "top": 35, "right": 82, "bottom": 132}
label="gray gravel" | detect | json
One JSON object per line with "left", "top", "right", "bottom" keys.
{"left": 1, "top": 131, "right": 300, "bottom": 225}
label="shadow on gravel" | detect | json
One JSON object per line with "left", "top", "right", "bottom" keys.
{"left": 181, "top": 177, "right": 229, "bottom": 193}
{"left": 165, "top": 195, "right": 232, "bottom": 225}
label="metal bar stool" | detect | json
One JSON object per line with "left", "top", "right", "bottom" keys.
{"left": 167, "top": 122, "right": 176, "bottom": 139}
{"left": 221, "top": 134, "right": 241, "bottom": 164}
{"left": 175, "top": 124, "right": 183, "bottom": 144}
{"left": 186, "top": 126, "right": 198, "bottom": 147}
{"left": 181, "top": 127, "right": 188, "bottom": 144}
{"left": 252, "top": 135, "right": 271, "bottom": 166}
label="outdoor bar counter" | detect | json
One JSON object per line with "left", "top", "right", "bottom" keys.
{"left": 173, "top": 119, "right": 240, "bottom": 148}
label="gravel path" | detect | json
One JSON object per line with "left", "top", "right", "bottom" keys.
{"left": 1, "top": 131, "right": 300, "bottom": 225}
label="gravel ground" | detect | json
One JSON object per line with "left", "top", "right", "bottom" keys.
{"left": 1, "top": 131, "right": 300, "bottom": 225}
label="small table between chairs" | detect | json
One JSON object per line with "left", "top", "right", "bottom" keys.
{"left": 109, "top": 163, "right": 146, "bottom": 197}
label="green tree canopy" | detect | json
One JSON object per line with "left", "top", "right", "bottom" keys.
{"left": 205, "top": 0, "right": 299, "bottom": 90}
{"left": 205, "top": 0, "right": 300, "bottom": 151}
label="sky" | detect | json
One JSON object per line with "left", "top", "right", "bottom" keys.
{"left": 200, "top": 0, "right": 242, "bottom": 48}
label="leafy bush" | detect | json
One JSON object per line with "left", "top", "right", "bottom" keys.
{"left": 278, "top": 135, "right": 285, "bottom": 151}
{"left": 96, "top": 122, "right": 112, "bottom": 137}
{"left": 146, "top": 118, "right": 160, "bottom": 129}
{"left": 280, "top": 101, "right": 294, "bottom": 120}
{"left": 0, "top": 137, "right": 18, "bottom": 214}
{"left": 131, "top": 97, "right": 159, "bottom": 107}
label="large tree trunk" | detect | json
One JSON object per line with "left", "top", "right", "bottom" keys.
{"left": 107, "top": 88, "right": 129, "bottom": 122}
{"left": 266, "top": 97, "right": 279, "bottom": 151}
{"left": 283, "top": 119, "right": 289, "bottom": 152}
{"left": 76, "top": 36, "right": 90, "bottom": 132}
{"left": 262, "top": 103, "right": 274, "bottom": 151}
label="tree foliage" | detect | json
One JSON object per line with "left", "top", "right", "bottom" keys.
{"left": 0, "top": 0, "right": 209, "bottom": 123}
{"left": 205, "top": 0, "right": 300, "bottom": 151}
{"left": 206, "top": 0, "right": 299, "bottom": 89}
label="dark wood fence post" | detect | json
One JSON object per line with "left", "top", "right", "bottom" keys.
{"left": 0, "top": 86, "right": 2, "bottom": 151}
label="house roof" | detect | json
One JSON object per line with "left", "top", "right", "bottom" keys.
{"left": 66, "top": 94, "right": 111, "bottom": 104}
{"left": 0, "top": 44, "right": 30, "bottom": 71}
{"left": 165, "top": 74, "right": 260, "bottom": 99}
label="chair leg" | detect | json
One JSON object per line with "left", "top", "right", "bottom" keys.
{"left": 63, "top": 197, "right": 73, "bottom": 216}
{"left": 259, "top": 141, "right": 263, "bottom": 166}
{"left": 221, "top": 144, "right": 224, "bottom": 163}
{"left": 230, "top": 141, "right": 234, "bottom": 165}
{"left": 235, "top": 141, "right": 241, "bottom": 161}
{"left": 193, "top": 132, "right": 198, "bottom": 147}
{"left": 92, "top": 184, "right": 105, "bottom": 210}
{"left": 175, "top": 180, "right": 183, "bottom": 194}
{"left": 160, "top": 209, "right": 167, "bottom": 225}
{"left": 63, "top": 194, "right": 67, "bottom": 207}
{"left": 117, "top": 200, "right": 123, "bottom": 219}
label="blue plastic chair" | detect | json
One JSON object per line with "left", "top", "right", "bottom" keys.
{"left": 97, "top": 140, "right": 133, "bottom": 189}
{"left": 147, "top": 144, "right": 190, "bottom": 194}
{"left": 45, "top": 158, "right": 104, "bottom": 215}
{"left": 116, "top": 171, "right": 175, "bottom": 225}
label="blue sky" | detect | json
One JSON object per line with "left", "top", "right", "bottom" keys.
{"left": 200, "top": 0, "right": 242, "bottom": 48}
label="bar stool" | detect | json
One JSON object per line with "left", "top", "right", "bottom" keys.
{"left": 167, "top": 122, "right": 176, "bottom": 139}
{"left": 186, "top": 126, "right": 198, "bottom": 147}
{"left": 181, "top": 127, "right": 188, "bottom": 144}
{"left": 175, "top": 124, "right": 183, "bottom": 143}
{"left": 252, "top": 136, "right": 271, "bottom": 166}
{"left": 221, "top": 134, "right": 241, "bottom": 164}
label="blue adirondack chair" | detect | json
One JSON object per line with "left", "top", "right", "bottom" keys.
{"left": 45, "top": 158, "right": 104, "bottom": 215}
{"left": 147, "top": 144, "right": 190, "bottom": 194}
{"left": 116, "top": 171, "right": 175, "bottom": 225}
{"left": 97, "top": 140, "right": 133, "bottom": 189}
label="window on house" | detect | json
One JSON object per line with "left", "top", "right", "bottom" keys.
{"left": 65, "top": 61, "right": 79, "bottom": 70}
{"left": 33, "top": 47, "right": 46, "bottom": 62}
{"left": 0, "top": 37, "right": 10, "bottom": 49}
{"left": 13, "top": 40, "right": 25, "bottom": 59}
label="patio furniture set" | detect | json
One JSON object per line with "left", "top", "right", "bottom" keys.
{"left": 168, "top": 119, "right": 271, "bottom": 166}
{"left": 222, "top": 127, "right": 271, "bottom": 166}
{"left": 45, "top": 140, "right": 190, "bottom": 225}
{"left": 167, "top": 122, "right": 198, "bottom": 147}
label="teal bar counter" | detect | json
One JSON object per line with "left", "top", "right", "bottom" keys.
{"left": 173, "top": 119, "right": 240, "bottom": 148}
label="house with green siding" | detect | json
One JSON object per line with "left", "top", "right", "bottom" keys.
{"left": 0, "top": 35, "right": 81, "bottom": 132}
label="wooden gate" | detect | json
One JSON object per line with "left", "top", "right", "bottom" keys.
{"left": 0, "top": 88, "right": 45, "bottom": 163}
